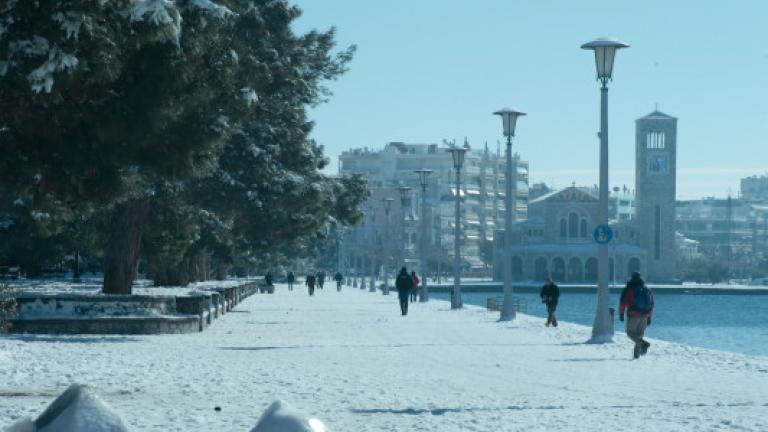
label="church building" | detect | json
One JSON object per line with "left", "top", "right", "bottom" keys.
{"left": 493, "top": 110, "right": 678, "bottom": 283}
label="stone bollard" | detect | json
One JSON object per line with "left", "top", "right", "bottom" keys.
{"left": 176, "top": 295, "right": 207, "bottom": 332}
{"left": 6, "top": 384, "right": 129, "bottom": 432}
{"left": 251, "top": 400, "right": 327, "bottom": 432}
{"left": 210, "top": 292, "right": 221, "bottom": 318}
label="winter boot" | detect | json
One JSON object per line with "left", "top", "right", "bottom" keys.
{"left": 633, "top": 344, "right": 641, "bottom": 359}
{"left": 641, "top": 341, "right": 650, "bottom": 356}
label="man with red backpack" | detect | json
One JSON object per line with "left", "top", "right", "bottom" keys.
{"left": 619, "top": 271, "right": 654, "bottom": 359}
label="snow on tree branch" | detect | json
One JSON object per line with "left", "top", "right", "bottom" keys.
{"left": 28, "top": 46, "right": 78, "bottom": 93}
{"left": 131, "top": 0, "right": 182, "bottom": 46}
{"left": 188, "top": 0, "right": 234, "bottom": 19}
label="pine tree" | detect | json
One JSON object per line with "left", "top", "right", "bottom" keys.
{"left": 3, "top": 1, "right": 255, "bottom": 293}
{"left": 1, "top": 1, "right": 364, "bottom": 292}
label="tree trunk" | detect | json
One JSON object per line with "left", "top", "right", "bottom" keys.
{"left": 214, "top": 260, "right": 228, "bottom": 281}
{"left": 73, "top": 250, "right": 81, "bottom": 280}
{"left": 103, "top": 197, "right": 150, "bottom": 294}
{"left": 187, "top": 251, "right": 208, "bottom": 283}
{"left": 149, "top": 259, "right": 191, "bottom": 287}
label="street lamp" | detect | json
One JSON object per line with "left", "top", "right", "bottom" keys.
{"left": 493, "top": 107, "right": 526, "bottom": 321}
{"left": 415, "top": 168, "right": 433, "bottom": 302}
{"left": 446, "top": 146, "right": 467, "bottom": 309}
{"left": 367, "top": 206, "right": 377, "bottom": 293}
{"left": 396, "top": 186, "right": 412, "bottom": 270}
{"left": 582, "top": 37, "right": 629, "bottom": 342}
{"left": 382, "top": 197, "right": 394, "bottom": 295}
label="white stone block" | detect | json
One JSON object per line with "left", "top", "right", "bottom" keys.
{"left": 250, "top": 400, "right": 327, "bottom": 432}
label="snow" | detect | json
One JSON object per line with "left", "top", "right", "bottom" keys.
{"left": 251, "top": 400, "right": 326, "bottom": 432}
{"left": 189, "top": 0, "right": 234, "bottom": 19}
{"left": 5, "top": 384, "right": 128, "bottom": 432}
{"left": 1, "top": 285, "right": 767, "bottom": 431}
{"left": 241, "top": 87, "right": 258, "bottom": 106}
{"left": 130, "top": 0, "right": 182, "bottom": 46}
{"left": 9, "top": 276, "right": 244, "bottom": 297}
{"left": 27, "top": 46, "right": 79, "bottom": 93}
{"left": 51, "top": 11, "right": 84, "bottom": 40}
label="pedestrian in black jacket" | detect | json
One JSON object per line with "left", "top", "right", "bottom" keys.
{"left": 540, "top": 277, "right": 560, "bottom": 327}
{"left": 287, "top": 272, "right": 295, "bottom": 291}
{"left": 395, "top": 267, "right": 412, "bottom": 316}
{"left": 305, "top": 274, "right": 316, "bottom": 296}
{"left": 334, "top": 271, "right": 343, "bottom": 291}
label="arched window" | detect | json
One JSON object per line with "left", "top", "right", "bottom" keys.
{"left": 511, "top": 257, "right": 523, "bottom": 277}
{"left": 568, "top": 212, "right": 578, "bottom": 238}
{"left": 560, "top": 219, "right": 567, "bottom": 238}
{"left": 552, "top": 258, "right": 566, "bottom": 281}
{"left": 585, "top": 258, "right": 598, "bottom": 282}
{"left": 534, "top": 257, "right": 548, "bottom": 280}
{"left": 580, "top": 219, "right": 587, "bottom": 238}
{"left": 568, "top": 257, "right": 583, "bottom": 281}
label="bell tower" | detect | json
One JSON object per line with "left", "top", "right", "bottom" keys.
{"left": 635, "top": 110, "right": 677, "bottom": 282}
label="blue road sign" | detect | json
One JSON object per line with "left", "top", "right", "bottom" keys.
{"left": 593, "top": 224, "right": 613, "bottom": 244}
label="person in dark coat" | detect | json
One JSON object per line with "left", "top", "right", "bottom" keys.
{"left": 540, "top": 277, "right": 560, "bottom": 327}
{"left": 265, "top": 272, "right": 273, "bottom": 287}
{"left": 317, "top": 271, "right": 325, "bottom": 290}
{"left": 287, "top": 271, "right": 295, "bottom": 291}
{"left": 334, "top": 271, "right": 343, "bottom": 291}
{"left": 305, "top": 273, "right": 316, "bottom": 296}
{"left": 395, "top": 267, "right": 413, "bottom": 316}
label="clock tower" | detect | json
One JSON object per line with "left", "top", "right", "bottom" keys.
{"left": 635, "top": 110, "right": 677, "bottom": 282}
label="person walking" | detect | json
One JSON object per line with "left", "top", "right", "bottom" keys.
{"left": 334, "top": 271, "right": 343, "bottom": 291}
{"left": 619, "top": 271, "right": 655, "bottom": 359}
{"left": 395, "top": 267, "right": 412, "bottom": 316}
{"left": 410, "top": 271, "right": 420, "bottom": 303}
{"left": 317, "top": 271, "right": 325, "bottom": 290}
{"left": 286, "top": 271, "right": 295, "bottom": 291}
{"left": 540, "top": 277, "right": 560, "bottom": 327}
{"left": 305, "top": 273, "right": 316, "bottom": 296}
{"left": 265, "top": 271, "right": 273, "bottom": 287}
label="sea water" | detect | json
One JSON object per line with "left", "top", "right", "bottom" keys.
{"left": 433, "top": 291, "right": 768, "bottom": 357}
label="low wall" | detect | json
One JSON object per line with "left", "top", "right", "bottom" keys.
{"left": 427, "top": 282, "right": 768, "bottom": 295}
{"left": 9, "top": 281, "right": 260, "bottom": 335}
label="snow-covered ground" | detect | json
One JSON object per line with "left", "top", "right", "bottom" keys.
{"left": 2, "top": 285, "right": 767, "bottom": 431}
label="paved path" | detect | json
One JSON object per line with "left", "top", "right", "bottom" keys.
{"left": 2, "top": 284, "right": 767, "bottom": 431}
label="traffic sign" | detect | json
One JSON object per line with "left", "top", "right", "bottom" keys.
{"left": 593, "top": 224, "right": 613, "bottom": 244}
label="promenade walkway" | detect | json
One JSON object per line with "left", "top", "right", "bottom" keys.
{"left": 2, "top": 284, "right": 767, "bottom": 431}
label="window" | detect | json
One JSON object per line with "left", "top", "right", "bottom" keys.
{"left": 646, "top": 131, "right": 666, "bottom": 149}
{"left": 568, "top": 212, "right": 578, "bottom": 238}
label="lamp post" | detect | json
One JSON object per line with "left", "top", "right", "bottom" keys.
{"left": 337, "top": 228, "right": 344, "bottom": 288}
{"left": 493, "top": 108, "right": 526, "bottom": 321}
{"left": 396, "top": 186, "right": 412, "bottom": 271}
{"left": 368, "top": 207, "right": 377, "bottom": 293}
{"left": 446, "top": 146, "right": 467, "bottom": 309}
{"left": 581, "top": 37, "right": 629, "bottom": 342}
{"left": 415, "top": 168, "right": 433, "bottom": 302}
{"left": 382, "top": 197, "right": 394, "bottom": 295}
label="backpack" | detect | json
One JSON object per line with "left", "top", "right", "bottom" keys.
{"left": 630, "top": 284, "right": 653, "bottom": 313}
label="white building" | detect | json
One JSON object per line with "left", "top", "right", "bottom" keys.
{"left": 340, "top": 141, "right": 529, "bottom": 277}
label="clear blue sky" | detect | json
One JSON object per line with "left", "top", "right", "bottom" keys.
{"left": 292, "top": 0, "right": 768, "bottom": 199}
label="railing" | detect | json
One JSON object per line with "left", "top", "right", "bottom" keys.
{"left": 486, "top": 295, "right": 527, "bottom": 313}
